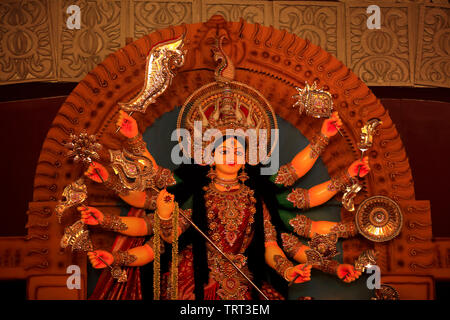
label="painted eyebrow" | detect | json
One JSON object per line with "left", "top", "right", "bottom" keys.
{"left": 222, "top": 146, "right": 244, "bottom": 151}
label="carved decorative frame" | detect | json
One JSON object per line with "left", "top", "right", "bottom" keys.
{"left": 2, "top": 16, "right": 442, "bottom": 299}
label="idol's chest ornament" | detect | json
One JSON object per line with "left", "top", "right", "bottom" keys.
{"left": 202, "top": 182, "right": 259, "bottom": 300}
{"left": 205, "top": 182, "right": 256, "bottom": 250}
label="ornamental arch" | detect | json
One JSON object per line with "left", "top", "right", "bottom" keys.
{"left": 22, "top": 16, "right": 435, "bottom": 299}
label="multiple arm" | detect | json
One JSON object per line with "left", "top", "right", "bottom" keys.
{"left": 84, "top": 110, "right": 366, "bottom": 285}
{"left": 286, "top": 111, "right": 342, "bottom": 180}
{"left": 88, "top": 239, "right": 157, "bottom": 269}
{"left": 262, "top": 203, "right": 311, "bottom": 283}
{"left": 281, "top": 233, "right": 361, "bottom": 283}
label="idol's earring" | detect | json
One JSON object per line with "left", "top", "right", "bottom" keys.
{"left": 238, "top": 167, "right": 249, "bottom": 183}
{"left": 207, "top": 165, "right": 217, "bottom": 181}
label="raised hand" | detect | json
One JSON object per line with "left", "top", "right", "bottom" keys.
{"left": 117, "top": 110, "right": 138, "bottom": 138}
{"left": 87, "top": 250, "right": 113, "bottom": 269}
{"left": 321, "top": 111, "right": 343, "bottom": 138}
{"left": 286, "top": 264, "right": 312, "bottom": 283}
{"left": 347, "top": 156, "right": 370, "bottom": 178}
{"left": 337, "top": 264, "right": 362, "bottom": 283}
{"left": 84, "top": 161, "right": 109, "bottom": 183}
{"left": 156, "top": 189, "right": 175, "bottom": 220}
{"left": 77, "top": 206, "right": 104, "bottom": 225}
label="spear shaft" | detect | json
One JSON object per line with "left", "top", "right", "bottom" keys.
{"left": 176, "top": 209, "right": 269, "bottom": 300}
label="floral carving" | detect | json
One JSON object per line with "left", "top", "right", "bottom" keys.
{"left": 347, "top": 4, "right": 413, "bottom": 86}
{"left": 415, "top": 4, "right": 450, "bottom": 88}
{"left": 274, "top": 2, "right": 344, "bottom": 60}
{"left": 203, "top": 1, "right": 268, "bottom": 24}
{"left": 0, "top": 0, "right": 56, "bottom": 83}
{"left": 132, "top": 0, "right": 196, "bottom": 40}
{"left": 57, "top": 0, "right": 124, "bottom": 81}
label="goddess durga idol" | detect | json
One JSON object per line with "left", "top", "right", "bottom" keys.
{"left": 79, "top": 36, "right": 370, "bottom": 300}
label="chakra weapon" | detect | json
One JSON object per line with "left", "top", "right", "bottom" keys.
{"left": 65, "top": 131, "right": 105, "bottom": 183}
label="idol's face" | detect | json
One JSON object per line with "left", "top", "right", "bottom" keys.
{"left": 213, "top": 138, "right": 245, "bottom": 176}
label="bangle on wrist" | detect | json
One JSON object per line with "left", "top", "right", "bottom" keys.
{"left": 273, "top": 255, "right": 294, "bottom": 282}
{"left": 125, "top": 134, "right": 146, "bottom": 155}
{"left": 274, "top": 162, "right": 298, "bottom": 187}
{"left": 281, "top": 233, "right": 304, "bottom": 258}
{"left": 327, "top": 170, "right": 354, "bottom": 192}
{"left": 103, "top": 172, "right": 130, "bottom": 196}
{"left": 144, "top": 189, "right": 158, "bottom": 210}
{"left": 99, "top": 214, "right": 128, "bottom": 232}
{"left": 283, "top": 266, "right": 294, "bottom": 282}
{"left": 156, "top": 209, "right": 174, "bottom": 238}
{"left": 310, "top": 132, "right": 329, "bottom": 158}
{"left": 112, "top": 250, "right": 137, "bottom": 267}
{"left": 313, "top": 259, "right": 339, "bottom": 275}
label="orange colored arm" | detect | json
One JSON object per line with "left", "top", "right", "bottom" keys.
{"left": 127, "top": 244, "right": 154, "bottom": 267}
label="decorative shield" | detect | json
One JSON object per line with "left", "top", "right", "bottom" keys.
{"left": 355, "top": 195, "right": 403, "bottom": 242}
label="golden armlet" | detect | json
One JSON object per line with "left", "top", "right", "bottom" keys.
{"left": 112, "top": 250, "right": 137, "bottom": 267}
